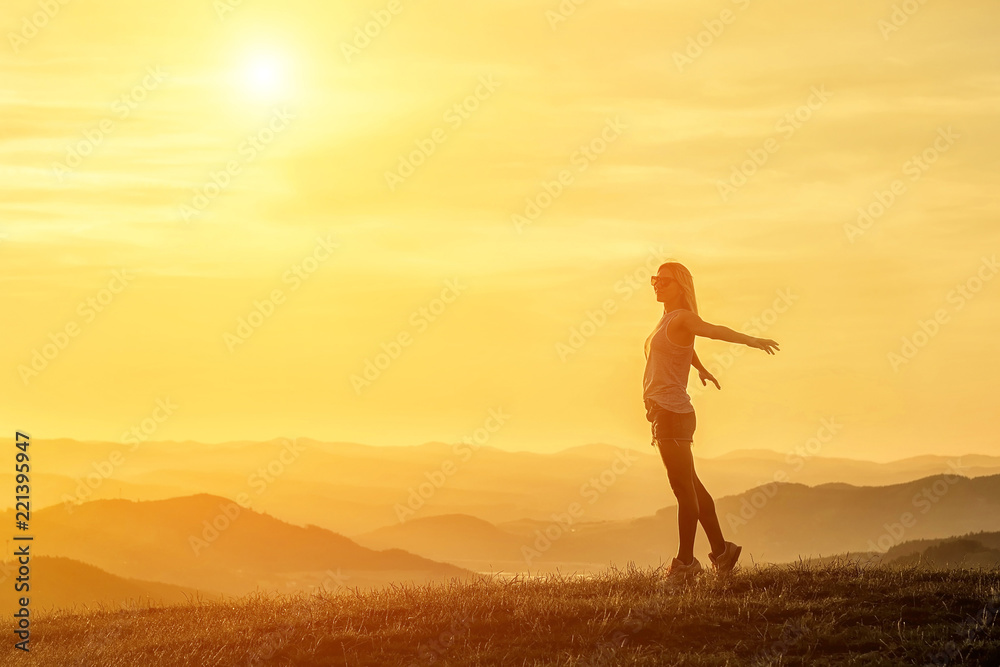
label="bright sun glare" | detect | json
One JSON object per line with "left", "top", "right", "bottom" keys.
{"left": 242, "top": 53, "right": 291, "bottom": 101}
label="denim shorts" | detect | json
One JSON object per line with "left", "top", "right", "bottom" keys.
{"left": 644, "top": 399, "right": 696, "bottom": 447}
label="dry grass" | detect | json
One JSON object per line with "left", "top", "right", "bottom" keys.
{"left": 5, "top": 559, "right": 999, "bottom": 666}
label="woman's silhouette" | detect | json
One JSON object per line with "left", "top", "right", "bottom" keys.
{"left": 643, "top": 262, "right": 779, "bottom": 582}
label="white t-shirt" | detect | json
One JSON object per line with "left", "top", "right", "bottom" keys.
{"left": 643, "top": 308, "right": 695, "bottom": 413}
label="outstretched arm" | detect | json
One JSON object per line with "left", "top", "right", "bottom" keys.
{"left": 691, "top": 349, "right": 721, "bottom": 389}
{"left": 681, "top": 312, "right": 780, "bottom": 355}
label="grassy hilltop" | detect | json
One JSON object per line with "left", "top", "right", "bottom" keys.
{"left": 4, "top": 561, "right": 999, "bottom": 666}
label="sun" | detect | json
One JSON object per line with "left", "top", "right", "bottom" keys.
{"left": 242, "top": 52, "right": 292, "bottom": 102}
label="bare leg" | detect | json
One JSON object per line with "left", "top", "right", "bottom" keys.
{"left": 656, "top": 439, "right": 700, "bottom": 564}
{"left": 693, "top": 470, "right": 727, "bottom": 557}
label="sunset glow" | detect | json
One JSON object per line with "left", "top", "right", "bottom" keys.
{"left": 2, "top": 0, "right": 998, "bottom": 463}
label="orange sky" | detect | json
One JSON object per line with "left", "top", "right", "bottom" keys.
{"left": 2, "top": 0, "right": 998, "bottom": 460}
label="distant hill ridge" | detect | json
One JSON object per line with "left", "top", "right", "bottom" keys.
{"left": 1, "top": 493, "right": 469, "bottom": 597}
{"left": 357, "top": 472, "right": 1000, "bottom": 569}
{"left": 0, "top": 556, "right": 212, "bottom": 614}
{"left": 5, "top": 436, "right": 999, "bottom": 537}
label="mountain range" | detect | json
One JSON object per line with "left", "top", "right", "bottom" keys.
{"left": 5, "top": 437, "right": 997, "bottom": 537}
{"left": 1, "top": 494, "right": 467, "bottom": 597}
{"left": 356, "top": 472, "right": 1000, "bottom": 570}
{"left": 2, "top": 472, "right": 997, "bottom": 613}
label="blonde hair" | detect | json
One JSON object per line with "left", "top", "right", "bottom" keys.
{"left": 657, "top": 262, "right": 698, "bottom": 315}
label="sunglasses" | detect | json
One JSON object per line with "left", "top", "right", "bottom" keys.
{"left": 650, "top": 276, "right": 675, "bottom": 287}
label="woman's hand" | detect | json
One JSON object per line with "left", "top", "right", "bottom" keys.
{"left": 747, "top": 337, "right": 780, "bottom": 355}
{"left": 698, "top": 368, "right": 721, "bottom": 389}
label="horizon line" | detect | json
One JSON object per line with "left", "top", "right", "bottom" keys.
{"left": 5, "top": 435, "right": 996, "bottom": 465}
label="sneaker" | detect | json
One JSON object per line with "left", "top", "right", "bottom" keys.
{"left": 663, "top": 556, "right": 703, "bottom": 585}
{"left": 709, "top": 541, "right": 742, "bottom": 574}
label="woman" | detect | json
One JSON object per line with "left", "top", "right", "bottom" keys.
{"left": 643, "top": 261, "right": 779, "bottom": 581}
